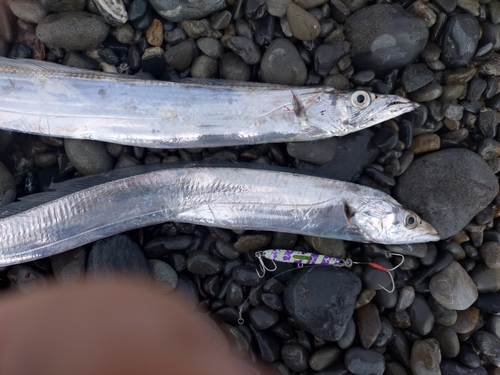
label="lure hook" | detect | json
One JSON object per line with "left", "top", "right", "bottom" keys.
{"left": 255, "top": 251, "right": 277, "bottom": 278}
{"left": 373, "top": 253, "right": 405, "bottom": 293}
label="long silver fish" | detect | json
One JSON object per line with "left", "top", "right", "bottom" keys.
{"left": 0, "top": 57, "right": 417, "bottom": 148}
{"left": 0, "top": 163, "right": 440, "bottom": 266}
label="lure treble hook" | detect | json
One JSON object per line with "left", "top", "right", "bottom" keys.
{"left": 255, "top": 251, "right": 277, "bottom": 278}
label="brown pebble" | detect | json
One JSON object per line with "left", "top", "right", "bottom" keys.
{"left": 453, "top": 232, "right": 470, "bottom": 244}
{"left": 383, "top": 120, "right": 399, "bottom": 132}
{"left": 146, "top": 19, "right": 163, "bottom": 47}
{"left": 443, "top": 128, "right": 469, "bottom": 142}
{"left": 34, "top": 152, "right": 58, "bottom": 168}
{"left": 354, "top": 288, "right": 376, "bottom": 309}
{"left": 444, "top": 67, "right": 477, "bottom": 84}
{"left": 356, "top": 303, "right": 381, "bottom": 349}
{"left": 221, "top": 23, "right": 236, "bottom": 48}
{"left": 234, "top": 232, "right": 272, "bottom": 252}
{"left": 388, "top": 309, "right": 411, "bottom": 329}
{"left": 409, "top": 134, "right": 441, "bottom": 154}
{"left": 451, "top": 306, "right": 480, "bottom": 334}
{"left": 286, "top": 3, "right": 321, "bottom": 41}
{"left": 443, "top": 118, "right": 460, "bottom": 131}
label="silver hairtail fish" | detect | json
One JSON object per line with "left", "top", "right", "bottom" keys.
{"left": 0, "top": 163, "right": 440, "bottom": 266}
{"left": 0, "top": 57, "right": 417, "bottom": 148}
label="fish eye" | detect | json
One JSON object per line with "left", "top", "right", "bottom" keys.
{"left": 404, "top": 213, "right": 418, "bottom": 229}
{"left": 350, "top": 91, "right": 371, "bottom": 109}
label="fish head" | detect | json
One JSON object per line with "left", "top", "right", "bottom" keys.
{"left": 349, "top": 199, "right": 440, "bottom": 244}
{"left": 306, "top": 89, "right": 418, "bottom": 136}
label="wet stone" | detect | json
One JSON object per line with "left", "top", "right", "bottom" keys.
{"left": 409, "top": 83, "right": 443, "bottom": 102}
{"left": 284, "top": 267, "right": 361, "bottom": 341}
{"left": 356, "top": 303, "right": 381, "bottom": 349}
{"left": 344, "top": 347, "right": 385, "bottom": 375}
{"left": 227, "top": 36, "right": 261, "bottom": 65}
{"left": 441, "top": 14, "right": 480, "bottom": 68}
{"left": 396, "top": 286, "right": 416, "bottom": 311}
{"left": 457, "top": 345, "right": 482, "bottom": 368}
{"left": 345, "top": 4, "right": 428, "bottom": 76}
{"left": 421, "top": 41, "right": 441, "bottom": 62}
{"left": 439, "top": 84, "right": 465, "bottom": 102}
{"left": 411, "top": 339, "right": 442, "bottom": 375}
{"left": 286, "top": 3, "right": 321, "bottom": 41}
{"left": 51, "top": 247, "right": 86, "bottom": 285}
{"left": 409, "top": 293, "right": 435, "bottom": 335}
{"left": 478, "top": 109, "right": 500, "bottom": 138}
{"left": 395, "top": 148, "right": 499, "bottom": 239}
{"left": 232, "top": 266, "right": 263, "bottom": 286}
{"left": 309, "top": 345, "right": 342, "bottom": 371}
{"left": 186, "top": 251, "right": 223, "bottom": 275}
{"left": 481, "top": 242, "right": 500, "bottom": 269}
{"left": 470, "top": 330, "right": 500, "bottom": 360}
{"left": 64, "top": 139, "right": 113, "bottom": 176}
{"left": 164, "top": 40, "right": 194, "bottom": 71}
{"left": 281, "top": 344, "right": 310, "bottom": 372}
{"left": 444, "top": 67, "right": 477, "bottom": 85}
{"left": 148, "top": 259, "right": 178, "bottom": 292}
{"left": 457, "top": 0, "right": 480, "bottom": 15}
{"left": 452, "top": 306, "right": 480, "bottom": 334}
{"left": 477, "top": 138, "right": 500, "bottom": 160}
{"left": 261, "top": 292, "right": 284, "bottom": 311}
{"left": 409, "top": 133, "right": 440, "bottom": 154}
{"left": 314, "top": 43, "right": 346, "bottom": 77}
{"left": 127, "top": 0, "right": 147, "bottom": 21}
{"left": 402, "top": 64, "right": 435, "bottom": 93}
{"left": 351, "top": 70, "right": 375, "bottom": 85}
{"left": 287, "top": 138, "right": 338, "bottom": 166}
{"left": 219, "top": 52, "right": 251, "bottom": 81}
{"left": 233, "top": 233, "right": 271, "bottom": 252}
{"left": 249, "top": 305, "right": 279, "bottom": 329}
{"left": 440, "top": 360, "right": 488, "bottom": 375}
{"left": 260, "top": 38, "right": 307, "bottom": 85}
{"left": 36, "top": 11, "right": 110, "bottom": 50}
{"left": 470, "top": 262, "right": 500, "bottom": 292}
{"left": 467, "top": 77, "right": 488, "bottom": 101}
{"left": 214, "top": 240, "right": 240, "bottom": 260}
{"left": 372, "top": 316, "right": 394, "bottom": 348}
{"left": 372, "top": 127, "right": 399, "bottom": 151}
{"left": 87, "top": 234, "right": 148, "bottom": 278}
{"left": 429, "top": 261, "right": 478, "bottom": 310}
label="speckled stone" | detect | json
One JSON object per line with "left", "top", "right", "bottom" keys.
{"left": 64, "top": 139, "right": 114, "bottom": 176}
{"left": 429, "top": 261, "right": 478, "bottom": 310}
{"left": 441, "top": 14, "right": 480, "bottom": 68}
{"left": 411, "top": 339, "right": 442, "bottom": 375}
{"left": 260, "top": 38, "right": 307, "bottom": 85}
{"left": 148, "top": 259, "right": 178, "bottom": 292}
{"left": 286, "top": 3, "right": 321, "bottom": 41}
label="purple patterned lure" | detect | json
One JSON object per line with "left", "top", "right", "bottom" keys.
{"left": 257, "top": 249, "right": 353, "bottom": 267}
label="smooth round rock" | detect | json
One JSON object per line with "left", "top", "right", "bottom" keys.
{"left": 10, "top": 0, "right": 48, "bottom": 24}
{"left": 432, "top": 325, "right": 460, "bottom": 358}
{"left": 286, "top": 3, "right": 321, "bottom": 41}
{"left": 51, "top": 246, "right": 86, "bottom": 285}
{"left": 148, "top": 0, "right": 226, "bottom": 22}
{"left": 345, "top": 4, "right": 428, "bottom": 76}
{"left": 260, "top": 38, "right": 307, "bottom": 85}
{"left": 164, "top": 40, "right": 194, "bottom": 71}
{"left": 219, "top": 52, "right": 251, "bottom": 81}
{"left": 87, "top": 234, "right": 149, "bottom": 278}
{"left": 148, "top": 259, "right": 178, "bottom": 292}
{"left": 249, "top": 305, "right": 279, "bottom": 329}
{"left": 281, "top": 344, "right": 310, "bottom": 372}
{"left": 429, "top": 261, "right": 478, "bottom": 310}
{"left": 409, "top": 293, "right": 435, "bottom": 335}
{"left": 470, "top": 262, "right": 500, "bottom": 292}
{"left": 452, "top": 306, "right": 480, "bottom": 334}
{"left": 64, "top": 139, "right": 114, "bottom": 175}
{"left": 186, "top": 250, "right": 223, "bottom": 275}
{"left": 402, "top": 64, "right": 435, "bottom": 93}
{"left": 0, "top": 161, "right": 15, "bottom": 207}
{"left": 356, "top": 303, "right": 381, "bottom": 349}
{"left": 344, "top": 347, "right": 385, "bottom": 375}
{"left": 441, "top": 13, "right": 480, "bottom": 68}
{"left": 394, "top": 148, "right": 499, "bottom": 239}
{"left": 36, "top": 11, "right": 110, "bottom": 50}
{"left": 481, "top": 241, "right": 500, "bottom": 269}
{"left": 408, "top": 83, "right": 443, "bottom": 102}
{"left": 287, "top": 138, "right": 338, "bottom": 166}
{"left": 410, "top": 339, "right": 442, "bottom": 375}
{"left": 227, "top": 36, "right": 261, "bottom": 65}
{"left": 309, "top": 345, "right": 342, "bottom": 371}
{"left": 196, "top": 37, "right": 223, "bottom": 58}
{"left": 284, "top": 267, "right": 361, "bottom": 341}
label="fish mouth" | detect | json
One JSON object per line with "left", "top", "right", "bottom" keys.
{"left": 407, "top": 219, "right": 441, "bottom": 243}
{"left": 386, "top": 97, "right": 419, "bottom": 117}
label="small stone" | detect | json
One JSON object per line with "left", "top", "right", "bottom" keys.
{"left": 146, "top": 18, "right": 163, "bottom": 46}
{"left": 408, "top": 0, "right": 437, "bottom": 27}
{"left": 396, "top": 286, "right": 415, "bottom": 311}
{"left": 287, "top": 138, "right": 338, "bottom": 166}
{"left": 470, "top": 330, "right": 500, "bottom": 360}
{"left": 114, "top": 23, "right": 134, "bottom": 44}
{"left": 249, "top": 305, "right": 280, "bottom": 330}
{"left": 429, "top": 261, "right": 478, "bottom": 310}
{"left": 452, "top": 306, "right": 480, "bottom": 334}
{"left": 444, "top": 67, "right": 477, "bottom": 84}
{"left": 87, "top": 234, "right": 149, "bottom": 278}
{"left": 432, "top": 325, "right": 460, "bottom": 358}
{"left": 481, "top": 241, "right": 500, "bottom": 269}
{"left": 196, "top": 37, "right": 223, "bottom": 58}
{"left": 443, "top": 103, "right": 463, "bottom": 121}
{"left": 286, "top": 3, "right": 321, "bottom": 41}
{"left": 233, "top": 233, "right": 271, "bottom": 252}
{"left": 164, "top": 40, "right": 194, "bottom": 71}
{"left": 219, "top": 52, "right": 251, "bottom": 81}
{"left": 428, "top": 296, "right": 458, "bottom": 326}
{"left": 148, "top": 0, "right": 226, "bottom": 22}
{"left": 409, "top": 293, "right": 435, "bottom": 335}
{"left": 36, "top": 11, "right": 110, "bottom": 50}
{"left": 51, "top": 247, "right": 86, "bottom": 285}
{"left": 127, "top": 0, "right": 146, "bottom": 21}
{"left": 284, "top": 267, "right": 361, "bottom": 341}
{"left": 281, "top": 344, "right": 310, "bottom": 372}
{"left": 190, "top": 55, "right": 218, "bottom": 78}
{"left": 409, "top": 133, "right": 441, "bottom": 154}
{"left": 309, "top": 345, "right": 342, "bottom": 371}
{"left": 7, "top": 265, "right": 48, "bottom": 293}
{"left": 441, "top": 14, "right": 481, "bottom": 68}
{"left": 409, "top": 83, "right": 443, "bottom": 102}
{"left": 356, "top": 303, "right": 381, "bottom": 349}
{"left": 148, "top": 259, "right": 178, "bottom": 292}
{"left": 478, "top": 109, "right": 500, "bottom": 138}
{"left": 477, "top": 138, "right": 500, "bottom": 161}
{"left": 10, "top": 0, "right": 48, "bottom": 24}
{"left": 470, "top": 262, "right": 500, "bottom": 292}
{"left": 410, "top": 339, "right": 442, "bottom": 375}
{"left": 227, "top": 36, "right": 261, "bottom": 65}
{"left": 64, "top": 139, "right": 114, "bottom": 176}
{"left": 344, "top": 347, "right": 385, "bottom": 375}
{"left": 186, "top": 250, "right": 223, "bottom": 275}
{"left": 314, "top": 43, "right": 346, "bottom": 77}
{"left": 421, "top": 41, "right": 441, "bottom": 62}
{"left": 402, "top": 64, "right": 435, "bottom": 93}
{"left": 92, "top": 0, "right": 127, "bottom": 26}
{"left": 467, "top": 76, "right": 488, "bottom": 101}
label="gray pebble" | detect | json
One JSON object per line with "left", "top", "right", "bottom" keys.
{"left": 36, "top": 11, "right": 110, "bottom": 50}
{"left": 114, "top": 23, "right": 135, "bottom": 44}
{"left": 480, "top": 241, "right": 500, "bottom": 269}
{"left": 410, "top": 339, "right": 442, "bottom": 375}
{"left": 0, "top": 161, "right": 15, "bottom": 207}
{"left": 409, "top": 293, "right": 435, "bottom": 335}
{"left": 470, "top": 330, "right": 500, "bottom": 360}
{"left": 41, "top": 0, "right": 85, "bottom": 12}
{"left": 51, "top": 246, "right": 86, "bottom": 285}
{"left": 470, "top": 262, "right": 500, "bottom": 292}
{"left": 7, "top": 265, "right": 48, "bottom": 293}
{"left": 477, "top": 138, "right": 500, "bottom": 161}
{"left": 396, "top": 286, "right": 415, "bottom": 311}
{"left": 196, "top": 37, "right": 223, "bottom": 58}
{"left": 148, "top": 259, "right": 178, "bottom": 292}
{"left": 338, "top": 317, "right": 356, "bottom": 349}
{"left": 409, "top": 83, "right": 443, "bottom": 102}
{"left": 428, "top": 296, "right": 458, "bottom": 326}
{"left": 402, "top": 64, "right": 435, "bottom": 93}
{"left": 478, "top": 109, "right": 500, "bottom": 138}
{"left": 219, "top": 52, "right": 251, "bottom": 81}
{"left": 191, "top": 55, "right": 218, "bottom": 78}
{"left": 344, "top": 347, "right": 385, "bottom": 375}
{"left": 281, "top": 344, "right": 310, "bottom": 372}
{"left": 186, "top": 250, "right": 223, "bottom": 275}
{"left": 214, "top": 239, "right": 240, "bottom": 260}
{"left": 210, "top": 10, "right": 231, "bottom": 29}
{"left": 148, "top": 0, "right": 226, "bottom": 22}
{"left": 286, "top": 3, "right": 321, "bottom": 41}
{"left": 64, "top": 139, "right": 114, "bottom": 175}
{"left": 227, "top": 36, "right": 261, "bottom": 65}
{"left": 309, "top": 345, "right": 341, "bottom": 371}
{"left": 164, "top": 39, "right": 194, "bottom": 71}
{"left": 432, "top": 325, "right": 460, "bottom": 358}
{"left": 10, "top": 0, "right": 48, "bottom": 24}
{"left": 443, "top": 103, "right": 463, "bottom": 121}
{"left": 234, "top": 18, "right": 253, "bottom": 40}
{"left": 260, "top": 38, "right": 307, "bottom": 85}
{"left": 324, "top": 73, "right": 350, "bottom": 90}
{"left": 430, "top": 261, "right": 478, "bottom": 310}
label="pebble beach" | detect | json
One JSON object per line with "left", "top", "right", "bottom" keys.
{"left": 1, "top": 0, "right": 500, "bottom": 374}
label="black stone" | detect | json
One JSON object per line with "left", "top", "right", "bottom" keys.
{"left": 364, "top": 166, "right": 396, "bottom": 186}
{"left": 128, "top": 0, "right": 147, "bottom": 21}
{"left": 344, "top": 347, "right": 385, "bottom": 375}
{"left": 412, "top": 250, "right": 453, "bottom": 285}
{"left": 141, "top": 53, "right": 167, "bottom": 79}
{"left": 102, "top": 36, "right": 129, "bottom": 56}
{"left": 281, "top": 344, "right": 310, "bottom": 372}
{"left": 371, "top": 127, "right": 399, "bottom": 150}
{"left": 440, "top": 360, "right": 488, "bottom": 375}
{"left": 250, "top": 325, "right": 281, "bottom": 363}
{"left": 143, "top": 235, "right": 193, "bottom": 257}
{"left": 62, "top": 51, "right": 100, "bottom": 70}
{"left": 345, "top": 4, "right": 428, "bottom": 76}
{"left": 475, "top": 292, "right": 500, "bottom": 314}
{"left": 351, "top": 70, "right": 376, "bottom": 85}
{"left": 245, "top": 0, "right": 266, "bottom": 20}
{"left": 399, "top": 118, "right": 413, "bottom": 147}
{"left": 486, "top": 92, "right": 500, "bottom": 110}
{"left": 271, "top": 320, "right": 295, "bottom": 340}
{"left": 484, "top": 77, "right": 499, "bottom": 99}
{"left": 232, "top": 265, "right": 264, "bottom": 286}
{"left": 213, "top": 307, "right": 239, "bottom": 324}
{"left": 131, "top": 6, "right": 152, "bottom": 31}
{"left": 467, "top": 77, "right": 488, "bottom": 101}
{"left": 249, "top": 305, "right": 279, "bottom": 329}
{"left": 314, "top": 43, "right": 346, "bottom": 77}
{"left": 261, "top": 292, "right": 285, "bottom": 311}
{"left": 432, "top": 0, "right": 457, "bottom": 13}
{"left": 457, "top": 345, "right": 481, "bottom": 369}
{"left": 401, "top": 64, "right": 435, "bottom": 93}
{"left": 254, "top": 14, "right": 274, "bottom": 46}
{"left": 87, "top": 234, "right": 149, "bottom": 278}
{"left": 186, "top": 250, "right": 223, "bottom": 275}
{"left": 8, "top": 43, "right": 32, "bottom": 59}
{"left": 441, "top": 14, "right": 481, "bottom": 68}
{"left": 284, "top": 267, "right": 361, "bottom": 341}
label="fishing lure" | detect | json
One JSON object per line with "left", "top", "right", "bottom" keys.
{"left": 0, "top": 57, "right": 418, "bottom": 148}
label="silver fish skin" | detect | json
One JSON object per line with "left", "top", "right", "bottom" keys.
{"left": 0, "top": 57, "right": 417, "bottom": 148}
{"left": 0, "top": 164, "right": 440, "bottom": 266}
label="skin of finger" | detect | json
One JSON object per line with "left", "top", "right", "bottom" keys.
{"left": 0, "top": 277, "right": 265, "bottom": 375}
